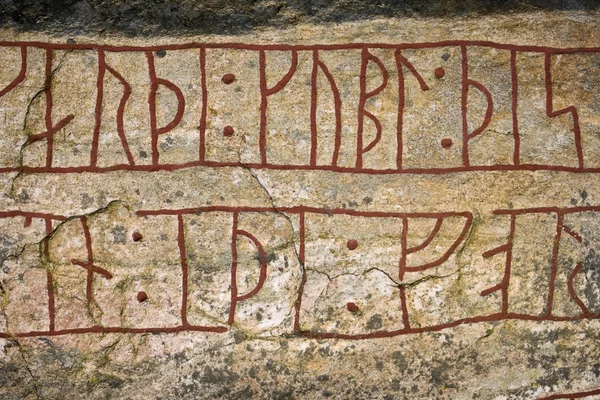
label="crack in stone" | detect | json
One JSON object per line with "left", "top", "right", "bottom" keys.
{"left": 22, "top": 88, "right": 46, "bottom": 133}
{"left": 11, "top": 49, "right": 74, "bottom": 198}
{"left": 0, "top": 244, "right": 29, "bottom": 337}
{"left": 0, "top": 201, "right": 133, "bottom": 335}
{"left": 14, "top": 339, "right": 43, "bottom": 399}
{"left": 398, "top": 271, "right": 461, "bottom": 288}
{"left": 237, "top": 163, "right": 306, "bottom": 334}
{"left": 309, "top": 266, "right": 401, "bottom": 286}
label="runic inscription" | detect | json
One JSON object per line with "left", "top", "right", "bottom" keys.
{"left": 0, "top": 41, "right": 599, "bottom": 173}
{"left": 0, "top": 40, "right": 599, "bottom": 341}
{"left": 1, "top": 205, "right": 599, "bottom": 339}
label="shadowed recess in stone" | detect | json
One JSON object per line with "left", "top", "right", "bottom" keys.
{"left": 0, "top": 0, "right": 600, "bottom": 36}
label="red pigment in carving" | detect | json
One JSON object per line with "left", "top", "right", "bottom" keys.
{"left": 259, "top": 49, "right": 298, "bottom": 165}
{"left": 70, "top": 216, "right": 113, "bottom": 306}
{"left": 434, "top": 67, "right": 445, "bottom": 78}
{"left": 223, "top": 126, "right": 235, "bottom": 137}
{"left": 461, "top": 46, "right": 493, "bottom": 167}
{"left": 137, "top": 291, "right": 148, "bottom": 302}
{"left": 147, "top": 51, "right": 186, "bottom": 166}
{"left": 395, "top": 49, "right": 430, "bottom": 170}
{"left": 545, "top": 52, "right": 584, "bottom": 169}
{"left": 92, "top": 50, "right": 135, "bottom": 167}
{"left": 346, "top": 239, "right": 359, "bottom": 250}
{"left": 1, "top": 205, "right": 600, "bottom": 339}
{"left": 0, "top": 40, "right": 595, "bottom": 177}
{"left": 346, "top": 302, "right": 359, "bottom": 313}
{"left": 132, "top": 232, "right": 143, "bottom": 242}
{"left": 510, "top": 50, "right": 520, "bottom": 165}
{"left": 0, "top": 45, "right": 26, "bottom": 98}
{"left": 310, "top": 50, "right": 342, "bottom": 167}
{"left": 42, "top": 215, "right": 64, "bottom": 332}
{"left": 293, "top": 211, "right": 306, "bottom": 333}
{"left": 538, "top": 387, "right": 600, "bottom": 399}
{"left": 199, "top": 45, "right": 207, "bottom": 163}
{"left": 356, "top": 48, "right": 388, "bottom": 169}
{"left": 228, "top": 214, "right": 269, "bottom": 325}
{"left": 441, "top": 138, "right": 453, "bottom": 148}
{"left": 221, "top": 73, "right": 236, "bottom": 84}
{"left": 177, "top": 214, "right": 190, "bottom": 327}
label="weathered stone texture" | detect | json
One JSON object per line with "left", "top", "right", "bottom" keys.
{"left": 0, "top": 10, "right": 600, "bottom": 400}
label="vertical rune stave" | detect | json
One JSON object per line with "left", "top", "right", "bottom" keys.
{"left": 0, "top": 41, "right": 598, "bottom": 173}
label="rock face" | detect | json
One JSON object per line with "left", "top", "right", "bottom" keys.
{"left": 1, "top": 9, "right": 600, "bottom": 400}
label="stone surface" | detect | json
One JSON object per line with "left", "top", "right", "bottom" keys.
{"left": 0, "top": 9, "right": 600, "bottom": 400}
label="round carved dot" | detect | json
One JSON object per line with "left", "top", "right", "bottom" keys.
{"left": 346, "top": 302, "right": 359, "bottom": 313}
{"left": 137, "top": 291, "right": 148, "bottom": 302}
{"left": 434, "top": 67, "right": 446, "bottom": 79}
{"left": 441, "top": 138, "right": 453, "bottom": 149}
{"left": 222, "top": 73, "right": 236, "bottom": 84}
{"left": 155, "top": 49, "right": 167, "bottom": 58}
{"left": 132, "top": 232, "right": 143, "bottom": 242}
{"left": 223, "top": 126, "right": 235, "bottom": 137}
{"left": 347, "top": 239, "right": 358, "bottom": 250}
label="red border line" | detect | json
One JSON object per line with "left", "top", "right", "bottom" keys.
{"left": 177, "top": 214, "right": 190, "bottom": 327}
{"left": 0, "top": 325, "right": 228, "bottom": 338}
{"left": 0, "top": 45, "right": 26, "bottom": 98}
{"left": 538, "top": 387, "right": 600, "bottom": 400}
{"left": 3, "top": 163, "right": 600, "bottom": 175}
{"left": 137, "top": 206, "right": 471, "bottom": 219}
{"left": 0, "top": 40, "right": 598, "bottom": 53}
{"left": 3, "top": 40, "right": 596, "bottom": 175}
{"left": 1, "top": 206, "right": 599, "bottom": 339}
{"left": 298, "top": 312, "right": 600, "bottom": 340}
{"left": 494, "top": 206, "right": 600, "bottom": 215}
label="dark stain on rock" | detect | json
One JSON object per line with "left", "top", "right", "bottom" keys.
{"left": 391, "top": 351, "right": 408, "bottom": 369}
{"left": 111, "top": 225, "right": 127, "bottom": 244}
{"left": 266, "top": 359, "right": 290, "bottom": 376}
{"left": 96, "top": 191, "right": 108, "bottom": 207}
{"left": 81, "top": 193, "right": 94, "bottom": 208}
{"left": 248, "top": 366, "right": 258, "bottom": 379}
{"left": 366, "top": 314, "right": 383, "bottom": 330}
{"left": 430, "top": 360, "right": 451, "bottom": 386}
{"left": 159, "top": 136, "right": 175, "bottom": 151}
{"left": 199, "top": 366, "right": 239, "bottom": 385}
{"left": 536, "top": 367, "right": 570, "bottom": 388}
{"left": 272, "top": 388, "right": 294, "bottom": 400}
{"left": 88, "top": 373, "right": 125, "bottom": 390}
{"left": 3, "top": 0, "right": 599, "bottom": 37}
{"left": 16, "top": 190, "right": 29, "bottom": 203}
{"left": 233, "top": 385, "right": 254, "bottom": 400}
{"left": 233, "top": 330, "right": 246, "bottom": 344}
{"left": 582, "top": 249, "right": 600, "bottom": 312}
{"left": 0, "top": 234, "right": 17, "bottom": 265}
